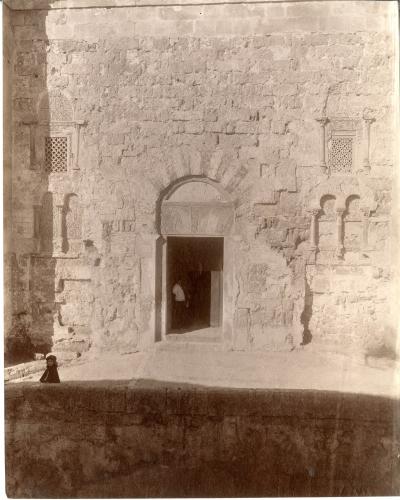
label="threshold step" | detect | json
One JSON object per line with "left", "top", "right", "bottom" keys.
{"left": 155, "top": 340, "right": 225, "bottom": 352}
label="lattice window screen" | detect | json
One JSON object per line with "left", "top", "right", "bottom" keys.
{"left": 45, "top": 137, "right": 68, "bottom": 172}
{"left": 328, "top": 136, "right": 353, "bottom": 173}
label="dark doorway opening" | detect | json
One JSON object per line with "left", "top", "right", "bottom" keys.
{"left": 167, "top": 236, "right": 223, "bottom": 334}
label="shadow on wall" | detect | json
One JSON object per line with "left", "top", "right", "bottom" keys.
{"left": 301, "top": 279, "right": 313, "bottom": 346}
{"left": 364, "top": 324, "right": 399, "bottom": 363}
{"left": 5, "top": 3, "right": 55, "bottom": 364}
{"left": 5, "top": 380, "right": 400, "bottom": 498}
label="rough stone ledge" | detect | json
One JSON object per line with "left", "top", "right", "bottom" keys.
{"left": 5, "top": 360, "right": 50, "bottom": 382}
{"left": 5, "top": 380, "right": 399, "bottom": 422}
{"left": 5, "top": 356, "right": 76, "bottom": 382}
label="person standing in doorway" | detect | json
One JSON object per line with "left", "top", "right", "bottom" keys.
{"left": 172, "top": 280, "right": 186, "bottom": 330}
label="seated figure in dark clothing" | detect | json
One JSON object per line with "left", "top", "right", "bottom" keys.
{"left": 40, "top": 354, "right": 60, "bottom": 383}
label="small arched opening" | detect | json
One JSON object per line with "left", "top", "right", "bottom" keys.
{"left": 343, "top": 194, "right": 362, "bottom": 252}
{"left": 317, "top": 194, "right": 337, "bottom": 250}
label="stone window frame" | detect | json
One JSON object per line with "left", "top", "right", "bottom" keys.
{"left": 328, "top": 133, "right": 356, "bottom": 175}
{"left": 40, "top": 126, "right": 73, "bottom": 173}
{"left": 326, "top": 118, "right": 361, "bottom": 176}
{"left": 45, "top": 136, "right": 69, "bottom": 173}
{"left": 316, "top": 117, "right": 373, "bottom": 175}
{"left": 24, "top": 91, "right": 85, "bottom": 174}
{"left": 30, "top": 121, "right": 84, "bottom": 174}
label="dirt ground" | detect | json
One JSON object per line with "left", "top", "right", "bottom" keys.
{"left": 9, "top": 344, "right": 399, "bottom": 398}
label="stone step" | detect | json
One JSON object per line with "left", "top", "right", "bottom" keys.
{"left": 154, "top": 340, "right": 225, "bottom": 352}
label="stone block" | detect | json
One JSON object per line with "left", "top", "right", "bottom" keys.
{"left": 271, "top": 119, "right": 287, "bottom": 135}
{"left": 275, "top": 163, "right": 297, "bottom": 193}
{"left": 11, "top": 11, "right": 25, "bottom": 26}
{"left": 234, "top": 308, "right": 250, "bottom": 349}
{"left": 50, "top": 349, "right": 79, "bottom": 362}
{"left": 184, "top": 121, "right": 204, "bottom": 134}
{"left": 235, "top": 121, "right": 259, "bottom": 134}
{"left": 45, "top": 23, "right": 75, "bottom": 39}
{"left": 286, "top": 3, "right": 329, "bottom": 18}
{"left": 107, "top": 133, "right": 125, "bottom": 145}
{"left": 125, "top": 387, "right": 167, "bottom": 415}
{"left": 193, "top": 19, "right": 217, "bottom": 36}
{"left": 311, "top": 276, "right": 331, "bottom": 294}
{"left": 283, "top": 16, "right": 322, "bottom": 32}
{"left": 136, "top": 19, "right": 193, "bottom": 36}
{"left": 203, "top": 110, "right": 218, "bottom": 122}
{"left": 278, "top": 192, "right": 300, "bottom": 216}
{"left": 61, "top": 64, "right": 92, "bottom": 75}
{"left": 223, "top": 3, "right": 265, "bottom": 18}
{"left": 158, "top": 6, "right": 202, "bottom": 20}
{"left": 13, "top": 25, "right": 47, "bottom": 40}
{"left": 319, "top": 15, "right": 367, "bottom": 32}
{"left": 264, "top": 5, "right": 286, "bottom": 18}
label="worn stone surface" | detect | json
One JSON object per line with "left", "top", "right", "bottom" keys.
{"left": 5, "top": 381, "right": 400, "bottom": 497}
{"left": 4, "top": 0, "right": 399, "bottom": 357}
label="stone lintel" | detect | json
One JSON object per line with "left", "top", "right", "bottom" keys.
{"left": 3, "top": 0, "right": 383, "bottom": 11}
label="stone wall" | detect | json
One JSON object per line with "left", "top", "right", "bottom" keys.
{"left": 4, "top": 4, "right": 14, "bottom": 342}
{"left": 5, "top": 381, "right": 400, "bottom": 497}
{"left": 5, "top": 0, "right": 399, "bottom": 357}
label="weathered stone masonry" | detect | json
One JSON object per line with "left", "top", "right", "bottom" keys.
{"left": 5, "top": 382, "right": 400, "bottom": 497}
{"left": 4, "top": 0, "right": 399, "bottom": 357}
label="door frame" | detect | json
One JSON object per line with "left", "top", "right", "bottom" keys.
{"left": 165, "top": 235, "right": 224, "bottom": 335}
{"left": 153, "top": 177, "right": 239, "bottom": 348}
{"left": 156, "top": 234, "right": 237, "bottom": 347}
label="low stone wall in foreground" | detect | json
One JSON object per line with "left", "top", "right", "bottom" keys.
{"left": 5, "top": 381, "right": 400, "bottom": 497}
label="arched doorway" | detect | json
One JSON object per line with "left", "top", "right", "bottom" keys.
{"left": 156, "top": 177, "right": 235, "bottom": 344}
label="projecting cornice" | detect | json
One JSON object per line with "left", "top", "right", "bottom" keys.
{"left": 3, "top": 0, "right": 384, "bottom": 11}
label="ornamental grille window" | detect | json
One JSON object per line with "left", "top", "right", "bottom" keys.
{"left": 328, "top": 136, "right": 353, "bottom": 173}
{"left": 45, "top": 137, "right": 68, "bottom": 172}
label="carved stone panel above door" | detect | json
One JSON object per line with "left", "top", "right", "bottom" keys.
{"left": 161, "top": 203, "right": 234, "bottom": 236}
